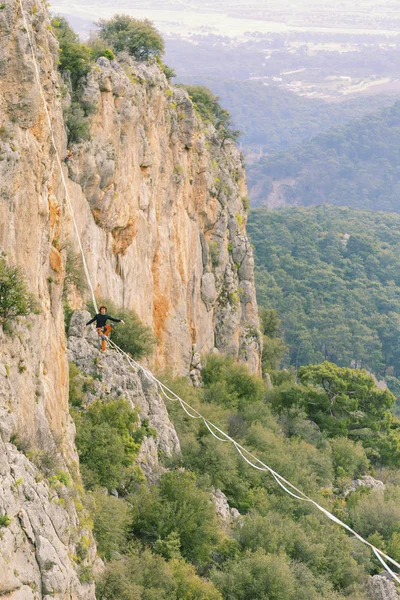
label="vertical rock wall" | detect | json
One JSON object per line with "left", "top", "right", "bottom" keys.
{"left": 66, "top": 57, "right": 262, "bottom": 375}
{"left": 0, "top": 1, "right": 95, "bottom": 597}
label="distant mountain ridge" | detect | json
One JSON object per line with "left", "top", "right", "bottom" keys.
{"left": 248, "top": 101, "right": 400, "bottom": 211}
{"left": 178, "top": 77, "right": 398, "bottom": 156}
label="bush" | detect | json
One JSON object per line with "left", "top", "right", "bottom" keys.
{"left": 202, "top": 354, "right": 265, "bottom": 410}
{"left": 182, "top": 85, "right": 240, "bottom": 143}
{"left": 96, "top": 548, "right": 222, "bottom": 600}
{"left": 88, "top": 299, "right": 155, "bottom": 359}
{"left": 52, "top": 17, "right": 92, "bottom": 89}
{"left": 349, "top": 489, "right": 400, "bottom": 540}
{"left": 97, "top": 15, "right": 165, "bottom": 61}
{"left": 0, "top": 257, "right": 38, "bottom": 323}
{"left": 0, "top": 514, "right": 11, "bottom": 528}
{"left": 129, "top": 470, "right": 221, "bottom": 566}
{"left": 86, "top": 35, "right": 115, "bottom": 61}
{"left": 86, "top": 490, "right": 130, "bottom": 559}
{"left": 330, "top": 437, "right": 370, "bottom": 479}
{"left": 211, "top": 549, "right": 296, "bottom": 600}
{"left": 68, "top": 362, "right": 94, "bottom": 408}
{"left": 73, "top": 398, "right": 141, "bottom": 492}
{"left": 64, "top": 102, "right": 91, "bottom": 145}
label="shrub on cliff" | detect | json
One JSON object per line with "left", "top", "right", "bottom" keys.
{"left": 182, "top": 86, "right": 240, "bottom": 144}
{"left": 63, "top": 102, "right": 91, "bottom": 144}
{"left": 202, "top": 354, "right": 265, "bottom": 409}
{"left": 129, "top": 470, "right": 221, "bottom": 566}
{"left": 0, "top": 257, "right": 38, "bottom": 324}
{"left": 96, "top": 547, "right": 222, "bottom": 599}
{"left": 73, "top": 398, "right": 142, "bottom": 492}
{"left": 51, "top": 17, "right": 92, "bottom": 89}
{"left": 97, "top": 15, "right": 165, "bottom": 61}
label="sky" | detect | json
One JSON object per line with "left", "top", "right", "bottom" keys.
{"left": 50, "top": 0, "right": 400, "bottom": 40}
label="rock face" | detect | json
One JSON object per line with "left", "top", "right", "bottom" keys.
{"left": 369, "top": 574, "right": 400, "bottom": 600}
{"left": 0, "top": 433, "right": 95, "bottom": 600}
{"left": 0, "top": 0, "right": 261, "bottom": 596}
{"left": 0, "top": 1, "right": 96, "bottom": 597}
{"left": 67, "top": 311, "right": 180, "bottom": 476}
{"left": 212, "top": 488, "right": 241, "bottom": 530}
{"left": 65, "top": 55, "right": 262, "bottom": 375}
{"left": 344, "top": 476, "right": 386, "bottom": 497}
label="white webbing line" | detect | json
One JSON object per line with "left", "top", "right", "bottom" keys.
{"left": 157, "top": 386, "right": 400, "bottom": 581}
{"left": 121, "top": 363, "right": 400, "bottom": 579}
{"left": 20, "top": 2, "right": 400, "bottom": 584}
{"left": 19, "top": 0, "right": 98, "bottom": 314}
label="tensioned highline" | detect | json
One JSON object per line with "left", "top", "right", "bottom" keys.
{"left": 18, "top": 0, "right": 400, "bottom": 584}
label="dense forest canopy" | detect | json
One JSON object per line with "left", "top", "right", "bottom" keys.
{"left": 248, "top": 205, "right": 400, "bottom": 398}
{"left": 249, "top": 102, "right": 400, "bottom": 211}
{"left": 71, "top": 353, "right": 400, "bottom": 600}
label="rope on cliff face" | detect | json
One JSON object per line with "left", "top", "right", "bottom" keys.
{"left": 18, "top": 0, "right": 98, "bottom": 314}
{"left": 18, "top": 0, "right": 400, "bottom": 585}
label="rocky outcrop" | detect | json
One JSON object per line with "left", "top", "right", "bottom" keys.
{"left": 212, "top": 488, "right": 241, "bottom": 530}
{"left": 0, "top": 433, "right": 95, "bottom": 600}
{"left": 369, "top": 574, "right": 400, "bottom": 600}
{"left": 344, "top": 476, "right": 385, "bottom": 497}
{"left": 0, "top": 1, "right": 97, "bottom": 597}
{"left": 65, "top": 55, "right": 262, "bottom": 375}
{"left": 67, "top": 311, "right": 180, "bottom": 470}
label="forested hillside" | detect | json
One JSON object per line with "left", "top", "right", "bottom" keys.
{"left": 180, "top": 77, "right": 397, "bottom": 156}
{"left": 248, "top": 102, "right": 400, "bottom": 210}
{"left": 248, "top": 206, "right": 400, "bottom": 399}
{"left": 74, "top": 348, "right": 400, "bottom": 600}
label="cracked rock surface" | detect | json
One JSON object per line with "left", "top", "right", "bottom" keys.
{"left": 68, "top": 311, "right": 181, "bottom": 478}
{"left": 0, "top": 433, "right": 95, "bottom": 600}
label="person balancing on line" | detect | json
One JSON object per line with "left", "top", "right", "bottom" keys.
{"left": 86, "top": 305, "right": 125, "bottom": 352}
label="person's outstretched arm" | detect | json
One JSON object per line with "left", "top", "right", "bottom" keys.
{"left": 106, "top": 314, "right": 125, "bottom": 324}
{"left": 86, "top": 315, "right": 97, "bottom": 326}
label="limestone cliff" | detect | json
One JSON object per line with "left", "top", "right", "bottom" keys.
{"left": 0, "top": 0, "right": 261, "bottom": 596}
{"left": 65, "top": 56, "right": 262, "bottom": 375}
{"left": 67, "top": 311, "right": 180, "bottom": 482}
{"left": 0, "top": 0, "right": 96, "bottom": 597}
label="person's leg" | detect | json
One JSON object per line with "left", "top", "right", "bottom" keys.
{"left": 101, "top": 324, "right": 114, "bottom": 351}
{"left": 103, "top": 324, "right": 113, "bottom": 337}
{"left": 96, "top": 327, "right": 107, "bottom": 352}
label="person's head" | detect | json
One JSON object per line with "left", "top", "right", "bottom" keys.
{"left": 99, "top": 305, "right": 107, "bottom": 314}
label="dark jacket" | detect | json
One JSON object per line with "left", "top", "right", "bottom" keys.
{"left": 86, "top": 313, "right": 122, "bottom": 328}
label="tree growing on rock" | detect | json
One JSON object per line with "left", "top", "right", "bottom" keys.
{"left": 51, "top": 17, "right": 92, "bottom": 88}
{"left": 97, "top": 15, "right": 165, "bottom": 61}
{"left": 0, "top": 257, "right": 38, "bottom": 324}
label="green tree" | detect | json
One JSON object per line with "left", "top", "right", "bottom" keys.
{"left": 97, "top": 15, "right": 165, "bottom": 61}
{"left": 202, "top": 354, "right": 265, "bottom": 409}
{"left": 0, "top": 257, "right": 38, "bottom": 323}
{"left": 129, "top": 470, "right": 221, "bottom": 566}
{"left": 330, "top": 437, "right": 370, "bottom": 479}
{"left": 211, "top": 549, "right": 296, "bottom": 600}
{"left": 298, "top": 362, "right": 395, "bottom": 440}
{"left": 96, "top": 549, "right": 222, "bottom": 600}
{"left": 182, "top": 86, "right": 240, "bottom": 143}
{"left": 73, "top": 398, "right": 141, "bottom": 491}
{"left": 86, "top": 490, "right": 131, "bottom": 559}
{"left": 52, "top": 17, "right": 92, "bottom": 88}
